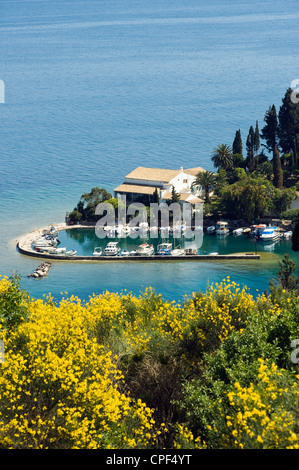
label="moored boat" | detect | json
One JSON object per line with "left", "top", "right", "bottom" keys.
{"left": 171, "top": 248, "right": 185, "bottom": 256}
{"left": 259, "top": 226, "right": 280, "bottom": 242}
{"left": 185, "top": 248, "right": 198, "bottom": 255}
{"left": 93, "top": 247, "right": 102, "bottom": 256}
{"left": 255, "top": 224, "right": 267, "bottom": 239}
{"left": 136, "top": 243, "right": 154, "bottom": 256}
{"left": 103, "top": 242, "right": 121, "bottom": 256}
{"left": 64, "top": 250, "right": 77, "bottom": 256}
{"left": 157, "top": 243, "right": 172, "bottom": 255}
{"left": 216, "top": 221, "right": 229, "bottom": 235}
{"left": 233, "top": 228, "right": 243, "bottom": 235}
{"left": 47, "top": 247, "right": 67, "bottom": 254}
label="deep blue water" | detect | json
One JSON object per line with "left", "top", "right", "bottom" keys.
{"left": 1, "top": 0, "right": 299, "bottom": 302}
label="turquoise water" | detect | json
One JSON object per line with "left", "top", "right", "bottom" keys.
{"left": 1, "top": 0, "right": 299, "bottom": 302}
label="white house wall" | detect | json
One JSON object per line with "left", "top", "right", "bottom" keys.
{"left": 124, "top": 177, "right": 166, "bottom": 187}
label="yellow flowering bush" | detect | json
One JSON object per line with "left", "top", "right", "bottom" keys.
{"left": 225, "top": 359, "right": 299, "bottom": 448}
{"left": 0, "top": 289, "right": 156, "bottom": 449}
{"left": 1, "top": 274, "right": 299, "bottom": 449}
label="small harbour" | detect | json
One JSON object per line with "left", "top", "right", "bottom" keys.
{"left": 14, "top": 221, "right": 295, "bottom": 304}
{"left": 16, "top": 221, "right": 294, "bottom": 262}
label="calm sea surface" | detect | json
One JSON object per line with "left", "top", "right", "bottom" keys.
{"left": 1, "top": 0, "right": 299, "bottom": 302}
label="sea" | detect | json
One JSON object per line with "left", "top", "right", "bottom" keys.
{"left": 1, "top": 0, "right": 299, "bottom": 303}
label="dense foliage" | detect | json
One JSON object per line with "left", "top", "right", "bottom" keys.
{"left": 207, "top": 88, "right": 299, "bottom": 221}
{"left": 1, "top": 266, "right": 299, "bottom": 449}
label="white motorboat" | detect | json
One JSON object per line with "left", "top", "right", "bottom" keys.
{"left": 233, "top": 228, "right": 243, "bottom": 235}
{"left": 259, "top": 226, "right": 280, "bottom": 242}
{"left": 206, "top": 226, "right": 216, "bottom": 233}
{"left": 216, "top": 221, "right": 229, "bottom": 235}
{"left": 136, "top": 243, "right": 154, "bottom": 256}
{"left": 33, "top": 238, "right": 58, "bottom": 247}
{"left": 103, "top": 242, "right": 121, "bottom": 256}
{"left": 34, "top": 242, "right": 58, "bottom": 251}
{"left": 157, "top": 243, "right": 172, "bottom": 255}
{"left": 283, "top": 231, "right": 292, "bottom": 238}
{"left": 121, "top": 249, "right": 130, "bottom": 256}
{"left": 64, "top": 250, "right": 77, "bottom": 256}
{"left": 93, "top": 247, "right": 102, "bottom": 256}
{"left": 42, "top": 226, "right": 59, "bottom": 237}
{"left": 51, "top": 249, "right": 77, "bottom": 256}
{"left": 48, "top": 247, "right": 67, "bottom": 254}
{"left": 171, "top": 248, "right": 185, "bottom": 256}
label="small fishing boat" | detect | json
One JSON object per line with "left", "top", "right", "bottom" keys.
{"left": 103, "top": 242, "right": 121, "bottom": 256}
{"left": 64, "top": 250, "right": 77, "bottom": 256}
{"left": 255, "top": 224, "right": 267, "bottom": 239}
{"left": 233, "top": 228, "right": 243, "bottom": 236}
{"left": 120, "top": 249, "right": 130, "bottom": 256}
{"left": 216, "top": 221, "right": 229, "bottom": 235}
{"left": 33, "top": 238, "right": 58, "bottom": 247}
{"left": 42, "top": 226, "right": 59, "bottom": 237}
{"left": 93, "top": 247, "right": 102, "bottom": 256}
{"left": 48, "top": 247, "right": 67, "bottom": 254}
{"left": 34, "top": 243, "right": 57, "bottom": 251}
{"left": 157, "top": 243, "right": 172, "bottom": 255}
{"left": 136, "top": 243, "right": 154, "bottom": 256}
{"left": 185, "top": 248, "right": 198, "bottom": 255}
{"left": 259, "top": 226, "right": 280, "bottom": 242}
{"left": 171, "top": 247, "right": 185, "bottom": 256}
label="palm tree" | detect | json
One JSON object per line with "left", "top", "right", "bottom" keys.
{"left": 192, "top": 170, "right": 215, "bottom": 204}
{"left": 211, "top": 144, "right": 233, "bottom": 171}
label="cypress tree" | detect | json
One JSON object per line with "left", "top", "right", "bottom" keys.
{"left": 233, "top": 129, "right": 243, "bottom": 156}
{"left": 261, "top": 104, "right": 278, "bottom": 154}
{"left": 254, "top": 120, "right": 260, "bottom": 156}
{"left": 273, "top": 146, "right": 283, "bottom": 189}
{"left": 246, "top": 126, "right": 255, "bottom": 172}
{"left": 278, "top": 88, "right": 299, "bottom": 155}
{"left": 171, "top": 186, "right": 180, "bottom": 203}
